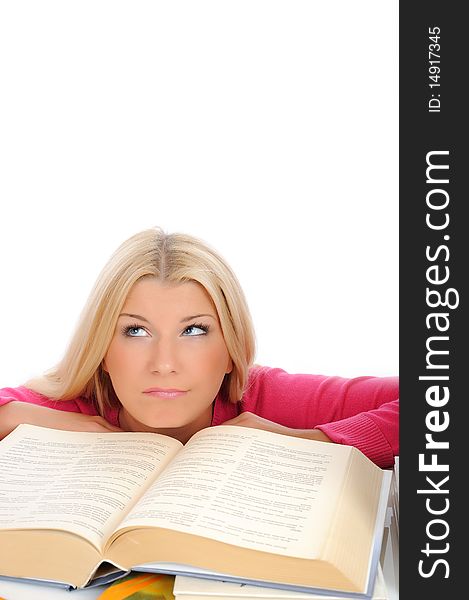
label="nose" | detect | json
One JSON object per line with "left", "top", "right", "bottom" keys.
{"left": 148, "top": 337, "right": 179, "bottom": 374}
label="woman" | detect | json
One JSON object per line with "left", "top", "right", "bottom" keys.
{"left": 0, "top": 227, "right": 399, "bottom": 467}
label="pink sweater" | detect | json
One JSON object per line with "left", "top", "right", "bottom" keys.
{"left": 0, "top": 366, "right": 399, "bottom": 468}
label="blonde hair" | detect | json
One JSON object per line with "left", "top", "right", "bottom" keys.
{"left": 27, "top": 227, "right": 256, "bottom": 415}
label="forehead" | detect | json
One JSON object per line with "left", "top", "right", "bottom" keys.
{"left": 123, "top": 279, "right": 215, "bottom": 313}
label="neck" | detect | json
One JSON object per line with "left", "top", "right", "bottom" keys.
{"left": 119, "top": 405, "right": 213, "bottom": 444}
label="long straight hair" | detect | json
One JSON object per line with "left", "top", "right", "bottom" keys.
{"left": 26, "top": 228, "right": 256, "bottom": 415}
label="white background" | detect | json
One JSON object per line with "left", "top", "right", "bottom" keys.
{"left": 0, "top": 1, "right": 398, "bottom": 388}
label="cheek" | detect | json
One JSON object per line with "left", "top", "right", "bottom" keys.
{"left": 104, "top": 341, "right": 133, "bottom": 376}
{"left": 198, "top": 345, "right": 231, "bottom": 378}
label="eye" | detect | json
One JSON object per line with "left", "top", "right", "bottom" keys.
{"left": 122, "top": 325, "right": 148, "bottom": 337}
{"left": 182, "top": 323, "right": 210, "bottom": 336}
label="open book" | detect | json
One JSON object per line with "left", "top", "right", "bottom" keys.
{"left": 0, "top": 424, "right": 391, "bottom": 597}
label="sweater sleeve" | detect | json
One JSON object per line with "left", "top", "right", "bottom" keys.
{"left": 316, "top": 398, "right": 399, "bottom": 469}
{"left": 239, "top": 366, "right": 399, "bottom": 468}
{"left": 0, "top": 386, "right": 85, "bottom": 412}
{"left": 0, "top": 386, "right": 120, "bottom": 426}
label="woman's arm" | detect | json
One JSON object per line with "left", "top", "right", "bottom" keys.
{"left": 0, "top": 401, "right": 122, "bottom": 440}
{"left": 222, "top": 411, "right": 333, "bottom": 442}
{"left": 220, "top": 367, "right": 399, "bottom": 468}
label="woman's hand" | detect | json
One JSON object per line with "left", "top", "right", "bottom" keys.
{"left": 221, "top": 412, "right": 332, "bottom": 443}
{"left": 0, "top": 401, "right": 122, "bottom": 440}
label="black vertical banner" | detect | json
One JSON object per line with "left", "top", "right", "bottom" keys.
{"left": 400, "top": 2, "right": 464, "bottom": 598}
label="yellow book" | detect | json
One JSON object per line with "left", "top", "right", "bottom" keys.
{"left": 98, "top": 573, "right": 175, "bottom": 600}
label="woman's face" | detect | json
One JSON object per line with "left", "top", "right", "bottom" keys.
{"left": 103, "top": 279, "right": 233, "bottom": 440}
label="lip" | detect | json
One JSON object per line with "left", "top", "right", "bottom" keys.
{"left": 143, "top": 388, "right": 188, "bottom": 398}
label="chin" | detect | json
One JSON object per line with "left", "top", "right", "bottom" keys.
{"left": 140, "top": 415, "right": 187, "bottom": 430}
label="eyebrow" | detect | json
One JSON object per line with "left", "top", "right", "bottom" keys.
{"left": 119, "top": 312, "right": 216, "bottom": 323}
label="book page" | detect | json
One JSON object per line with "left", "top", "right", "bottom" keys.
{"left": 0, "top": 424, "right": 181, "bottom": 551}
{"left": 117, "top": 426, "right": 350, "bottom": 559}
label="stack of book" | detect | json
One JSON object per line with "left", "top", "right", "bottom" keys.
{"left": 173, "top": 569, "right": 388, "bottom": 600}
{"left": 378, "top": 456, "right": 399, "bottom": 600}
{"left": 97, "top": 569, "right": 389, "bottom": 600}
{"left": 391, "top": 456, "right": 399, "bottom": 537}
{"left": 0, "top": 424, "right": 393, "bottom": 596}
